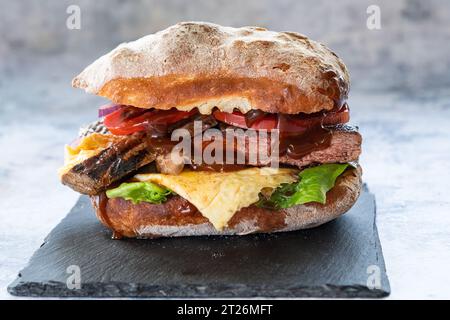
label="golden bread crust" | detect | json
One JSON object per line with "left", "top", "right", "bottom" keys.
{"left": 73, "top": 22, "right": 349, "bottom": 114}
{"left": 90, "top": 167, "right": 362, "bottom": 238}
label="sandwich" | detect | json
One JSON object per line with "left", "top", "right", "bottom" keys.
{"left": 59, "top": 22, "right": 362, "bottom": 239}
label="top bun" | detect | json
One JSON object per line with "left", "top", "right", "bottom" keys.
{"left": 73, "top": 21, "right": 349, "bottom": 114}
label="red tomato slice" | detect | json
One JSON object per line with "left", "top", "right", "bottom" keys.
{"left": 323, "top": 103, "right": 350, "bottom": 125}
{"left": 213, "top": 111, "right": 278, "bottom": 130}
{"left": 288, "top": 104, "right": 350, "bottom": 127}
{"left": 213, "top": 104, "right": 350, "bottom": 134}
{"left": 104, "top": 106, "right": 198, "bottom": 135}
{"left": 148, "top": 109, "right": 198, "bottom": 124}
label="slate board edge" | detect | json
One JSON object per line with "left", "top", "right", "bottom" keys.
{"left": 8, "top": 280, "right": 389, "bottom": 298}
{"left": 7, "top": 184, "right": 390, "bottom": 298}
{"left": 370, "top": 189, "right": 391, "bottom": 295}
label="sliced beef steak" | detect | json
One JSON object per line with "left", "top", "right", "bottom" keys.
{"left": 219, "top": 124, "right": 362, "bottom": 168}
{"left": 169, "top": 114, "right": 218, "bottom": 137}
{"left": 61, "top": 116, "right": 219, "bottom": 193}
{"left": 278, "top": 125, "right": 362, "bottom": 167}
{"left": 62, "top": 124, "right": 361, "bottom": 195}
{"left": 155, "top": 153, "right": 185, "bottom": 175}
{"left": 61, "top": 132, "right": 156, "bottom": 195}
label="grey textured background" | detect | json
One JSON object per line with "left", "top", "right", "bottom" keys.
{"left": 1, "top": 0, "right": 450, "bottom": 299}
{"left": 2, "top": 0, "right": 450, "bottom": 91}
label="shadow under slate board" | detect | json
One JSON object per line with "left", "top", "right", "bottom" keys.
{"left": 8, "top": 184, "right": 390, "bottom": 298}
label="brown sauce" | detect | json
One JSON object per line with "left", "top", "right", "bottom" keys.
{"left": 244, "top": 110, "right": 267, "bottom": 127}
{"left": 280, "top": 126, "right": 332, "bottom": 159}
{"left": 146, "top": 136, "right": 178, "bottom": 154}
{"left": 143, "top": 123, "right": 332, "bottom": 171}
{"left": 97, "top": 192, "right": 123, "bottom": 240}
{"left": 176, "top": 200, "right": 198, "bottom": 215}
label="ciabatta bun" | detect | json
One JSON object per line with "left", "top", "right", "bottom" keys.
{"left": 73, "top": 21, "right": 349, "bottom": 115}
{"left": 90, "top": 166, "right": 362, "bottom": 238}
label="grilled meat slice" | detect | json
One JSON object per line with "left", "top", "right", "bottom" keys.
{"left": 159, "top": 115, "right": 218, "bottom": 174}
{"left": 61, "top": 132, "right": 156, "bottom": 195}
{"left": 219, "top": 124, "right": 362, "bottom": 168}
{"left": 62, "top": 123, "right": 361, "bottom": 195}
{"left": 155, "top": 153, "right": 185, "bottom": 175}
{"left": 278, "top": 125, "right": 362, "bottom": 167}
{"left": 169, "top": 114, "right": 218, "bottom": 137}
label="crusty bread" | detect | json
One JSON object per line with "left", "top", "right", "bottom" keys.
{"left": 73, "top": 21, "right": 349, "bottom": 115}
{"left": 90, "top": 166, "right": 362, "bottom": 238}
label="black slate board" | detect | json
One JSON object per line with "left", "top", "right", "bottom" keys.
{"left": 8, "top": 184, "right": 390, "bottom": 298}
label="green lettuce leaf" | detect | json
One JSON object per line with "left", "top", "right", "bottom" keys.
{"left": 106, "top": 182, "right": 174, "bottom": 205}
{"left": 258, "top": 163, "right": 349, "bottom": 209}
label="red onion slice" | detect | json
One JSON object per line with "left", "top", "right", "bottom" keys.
{"left": 98, "top": 104, "right": 121, "bottom": 117}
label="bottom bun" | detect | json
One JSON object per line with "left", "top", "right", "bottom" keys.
{"left": 91, "top": 166, "right": 362, "bottom": 238}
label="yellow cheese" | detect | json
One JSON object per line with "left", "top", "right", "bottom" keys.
{"left": 58, "top": 133, "right": 123, "bottom": 176}
{"left": 135, "top": 167, "right": 298, "bottom": 230}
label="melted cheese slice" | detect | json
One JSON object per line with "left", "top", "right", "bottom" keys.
{"left": 58, "top": 133, "right": 123, "bottom": 176}
{"left": 135, "top": 167, "right": 298, "bottom": 230}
